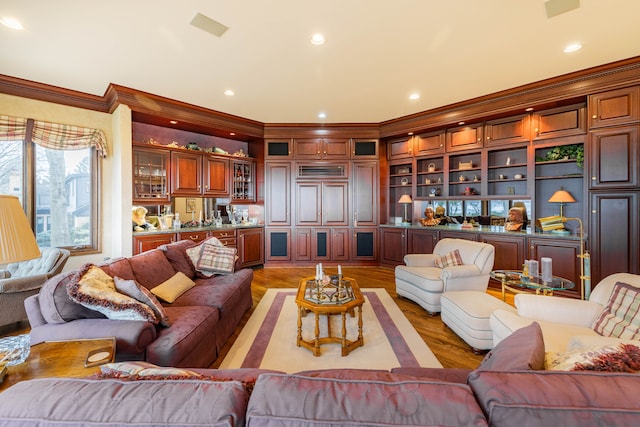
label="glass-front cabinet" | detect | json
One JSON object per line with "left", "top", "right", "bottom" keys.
{"left": 133, "top": 146, "right": 170, "bottom": 203}
{"left": 231, "top": 159, "right": 256, "bottom": 203}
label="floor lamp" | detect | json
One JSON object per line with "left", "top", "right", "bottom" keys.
{"left": 0, "top": 195, "right": 41, "bottom": 265}
{"left": 398, "top": 194, "right": 413, "bottom": 225}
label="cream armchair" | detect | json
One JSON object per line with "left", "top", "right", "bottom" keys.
{"left": 395, "top": 238, "right": 495, "bottom": 314}
{"left": 490, "top": 272, "right": 640, "bottom": 353}
{"left": 0, "top": 247, "right": 70, "bottom": 327}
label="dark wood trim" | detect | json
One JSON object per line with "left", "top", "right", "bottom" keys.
{"left": 264, "top": 123, "right": 380, "bottom": 139}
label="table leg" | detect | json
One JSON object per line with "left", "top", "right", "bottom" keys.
{"left": 357, "top": 305, "right": 363, "bottom": 345}
{"left": 501, "top": 278, "right": 506, "bottom": 301}
{"left": 313, "top": 312, "right": 320, "bottom": 356}
{"left": 296, "top": 305, "right": 302, "bottom": 347}
{"left": 341, "top": 312, "right": 347, "bottom": 356}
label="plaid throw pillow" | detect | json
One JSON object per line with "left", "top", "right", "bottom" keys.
{"left": 434, "top": 249, "right": 464, "bottom": 268}
{"left": 592, "top": 282, "right": 640, "bottom": 340}
{"left": 197, "top": 242, "right": 237, "bottom": 275}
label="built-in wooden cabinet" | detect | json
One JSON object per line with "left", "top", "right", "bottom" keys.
{"left": 231, "top": 159, "right": 255, "bottom": 202}
{"left": 485, "top": 115, "right": 531, "bottom": 146}
{"left": 407, "top": 228, "right": 438, "bottom": 255}
{"left": 528, "top": 236, "right": 582, "bottom": 299}
{"left": 170, "top": 151, "right": 202, "bottom": 196}
{"left": 487, "top": 146, "right": 528, "bottom": 198}
{"left": 352, "top": 161, "right": 378, "bottom": 226}
{"left": 380, "top": 227, "right": 407, "bottom": 266}
{"left": 387, "top": 136, "right": 413, "bottom": 159}
{"left": 446, "top": 123, "right": 483, "bottom": 152}
{"left": 448, "top": 152, "right": 482, "bottom": 197}
{"left": 589, "top": 86, "right": 639, "bottom": 129}
{"left": 265, "top": 139, "right": 293, "bottom": 159}
{"left": 295, "top": 181, "right": 348, "bottom": 227}
{"left": 414, "top": 131, "right": 445, "bottom": 156}
{"left": 133, "top": 146, "right": 170, "bottom": 203}
{"left": 265, "top": 228, "right": 292, "bottom": 261}
{"left": 295, "top": 227, "right": 349, "bottom": 261}
{"left": 132, "top": 233, "right": 176, "bottom": 254}
{"left": 351, "top": 139, "right": 379, "bottom": 158}
{"left": 531, "top": 103, "right": 586, "bottom": 140}
{"left": 294, "top": 138, "right": 350, "bottom": 160}
{"left": 265, "top": 162, "right": 291, "bottom": 226}
{"left": 177, "top": 230, "right": 209, "bottom": 243}
{"left": 481, "top": 234, "right": 526, "bottom": 274}
{"left": 203, "top": 156, "right": 230, "bottom": 196}
{"left": 588, "top": 125, "right": 638, "bottom": 189}
{"left": 237, "top": 227, "right": 264, "bottom": 267}
{"left": 352, "top": 228, "right": 378, "bottom": 262}
{"left": 416, "top": 156, "right": 445, "bottom": 199}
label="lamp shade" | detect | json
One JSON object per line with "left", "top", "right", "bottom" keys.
{"left": 0, "top": 194, "right": 41, "bottom": 264}
{"left": 398, "top": 194, "right": 413, "bottom": 204}
{"left": 548, "top": 189, "right": 575, "bottom": 204}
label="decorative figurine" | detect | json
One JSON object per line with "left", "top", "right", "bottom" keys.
{"left": 132, "top": 206, "right": 156, "bottom": 232}
{"left": 505, "top": 207, "right": 524, "bottom": 231}
{"left": 420, "top": 206, "right": 440, "bottom": 226}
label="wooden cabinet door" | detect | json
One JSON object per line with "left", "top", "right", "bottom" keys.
{"left": 352, "top": 161, "right": 378, "bottom": 226}
{"left": 265, "top": 140, "right": 293, "bottom": 159}
{"left": 352, "top": 227, "right": 378, "bottom": 262}
{"left": 331, "top": 228, "right": 350, "bottom": 261}
{"left": 485, "top": 114, "right": 531, "bottom": 146}
{"left": 528, "top": 237, "right": 582, "bottom": 299}
{"left": 407, "top": 229, "right": 438, "bottom": 254}
{"left": 296, "top": 182, "right": 322, "bottom": 226}
{"left": 439, "top": 231, "right": 478, "bottom": 241}
{"left": 589, "top": 125, "right": 639, "bottom": 189}
{"left": 171, "top": 151, "right": 202, "bottom": 196}
{"left": 351, "top": 139, "right": 378, "bottom": 158}
{"left": 322, "top": 138, "right": 350, "bottom": 159}
{"left": 589, "top": 86, "right": 639, "bottom": 128}
{"left": 589, "top": 191, "right": 640, "bottom": 285}
{"left": 266, "top": 162, "right": 291, "bottom": 226}
{"left": 265, "top": 228, "right": 291, "bottom": 261}
{"left": 414, "top": 131, "right": 445, "bottom": 156}
{"left": 238, "top": 227, "right": 264, "bottom": 268}
{"left": 203, "top": 156, "right": 229, "bottom": 196}
{"left": 294, "top": 138, "right": 349, "bottom": 159}
{"left": 294, "top": 138, "right": 322, "bottom": 159}
{"left": 532, "top": 103, "right": 586, "bottom": 140}
{"left": 132, "top": 146, "right": 170, "bottom": 203}
{"left": 133, "top": 233, "right": 175, "bottom": 255}
{"left": 387, "top": 137, "right": 413, "bottom": 159}
{"left": 379, "top": 227, "right": 407, "bottom": 266}
{"left": 446, "top": 123, "right": 483, "bottom": 152}
{"left": 294, "top": 227, "right": 312, "bottom": 261}
{"left": 480, "top": 234, "right": 526, "bottom": 290}
{"left": 321, "top": 182, "right": 349, "bottom": 226}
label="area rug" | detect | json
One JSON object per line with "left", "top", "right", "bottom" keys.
{"left": 219, "top": 288, "right": 442, "bottom": 373}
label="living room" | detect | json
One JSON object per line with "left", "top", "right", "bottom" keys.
{"left": 1, "top": 1, "right": 640, "bottom": 425}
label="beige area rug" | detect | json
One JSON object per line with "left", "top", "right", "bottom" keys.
{"left": 220, "top": 288, "right": 442, "bottom": 373}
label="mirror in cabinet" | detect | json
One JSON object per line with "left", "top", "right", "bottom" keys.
{"left": 487, "top": 146, "right": 528, "bottom": 197}
{"left": 133, "top": 146, "right": 170, "bottom": 203}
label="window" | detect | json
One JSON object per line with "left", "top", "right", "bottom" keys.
{"left": 0, "top": 116, "right": 106, "bottom": 254}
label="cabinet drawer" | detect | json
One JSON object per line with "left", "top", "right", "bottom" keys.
{"left": 178, "top": 231, "right": 209, "bottom": 243}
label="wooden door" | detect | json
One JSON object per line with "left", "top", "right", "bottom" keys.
{"left": 133, "top": 233, "right": 175, "bottom": 255}
{"left": 238, "top": 227, "right": 264, "bottom": 267}
{"left": 352, "top": 161, "right": 378, "bottom": 226}
{"left": 446, "top": 123, "right": 483, "bottom": 152}
{"left": 203, "top": 156, "right": 229, "bottom": 196}
{"left": 331, "top": 228, "right": 350, "bottom": 261}
{"left": 589, "top": 86, "right": 639, "bottom": 128}
{"left": 531, "top": 103, "right": 586, "bottom": 140}
{"left": 589, "top": 125, "right": 639, "bottom": 189}
{"left": 294, "top": 139, "right": 322, "bottom": 159}
{"left": 485, "top": 114, "right": 530, "bottom": 146}
{"left": 387, "top": 137, "right": 413, "bottom": 159}
{"left": 352, "top": 228, "right": 378, "bottom": 262}
{"left": 296, "top": 182, "right": 322, "bottom": 226}
{"left": 528, "top": 237, "right": 582, "bottom": 299}
{"left": 322, "top": 182, "right": 349, "bottom": 226}
{"left": 322, "top": 138, "right": 350, "bottom": 159}
{"left": 414, "top": 131, "right": 445, "bottom": 156}
{"left": 266, "top": 162, "right": 291, "bottom": 226}
{"left": 407, "top": 229, "right": 438, "bottom": 254}
{"left": 294, "top": 227, "right": 312, "bottom": 261}
{"left": 379, "top": 227, "right": 407, "bottom": 266}
{"left": 171, "top": 151, "right": 202, "bottom": 196}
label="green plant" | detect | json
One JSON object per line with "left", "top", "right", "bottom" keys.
{"left": 537, "top": 144, "right": 584, "bottom": 168}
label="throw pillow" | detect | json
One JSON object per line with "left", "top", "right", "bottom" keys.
{"left": 592, "top": 281, "right": 640, "bottom": 340}
{"left": 197, "top": 242, "right": 237, "bottom": 275}
{"left": 66, "top": 264, "right": 158, "bottom": 323}
{"left": 114, "top": 277, "right": 171, "bottom": 327}
{"left": 150, "top": 271, "right": 196, "bottom": 303}
{"left": 545, "top": 343, "right": 640, "bottom": 372}
{"left": 477, "top": 321, "right": 545, "bottom": 371}
{"left": 185, "top": 244, "right": 215, "bottom": 277}
{"left": 434, "top": 249, "right": 464, "bottom": 268}
{"left": 100, "top": 361, "right": 201, "bottom": 377}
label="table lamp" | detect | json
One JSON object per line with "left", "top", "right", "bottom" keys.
{"left": 0, "top": 194, "right": 41, "bottom": 265}
{"left": 548, "top": 189, "right": 575, "bottom": 218}
{"left": 398, "top": 194, "right": 413, "bottom": 225}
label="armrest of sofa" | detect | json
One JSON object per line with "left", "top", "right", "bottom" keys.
{"left": 0, "top": 274, "right": 48, "bottom": 293}
{"left": 403, "top": 254, "right": 437, "bottom": 267}
{"left": 441, "top": 264, "right": 480, "bottom": 280}
{"left": 515, "top": 294, "right": 603, "bottom": 327}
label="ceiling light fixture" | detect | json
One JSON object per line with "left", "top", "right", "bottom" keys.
{"left": 169, "top": 120, "right": 178, "bottom": 125}
{"left": 310, "top": 33, "right": 325, "bottom": 45}
{"left": 563, "top": 43, "right": 582, "bottom": 53}
{"left": 525, "top": 107, "right": 534, "bottom": 112}
{"left": 409, "top": 93, "right": 420, "bottom": 100}
{"left": 1, "top": 16, "right": 23, "bottom": 30}
{"left": 318, "top": 112, "right": 327, "bottom": 119}
{"left": 224, "top": 90, "right": 235, "bottom": 96}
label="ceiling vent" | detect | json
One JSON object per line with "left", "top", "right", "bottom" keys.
{"left": 190, "top": 13, "right": 229, "bottom": 37}
{"left": 298, "top": 164, "right": 346, "bottom": 178}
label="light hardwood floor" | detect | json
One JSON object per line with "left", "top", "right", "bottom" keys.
{"left": 1, "top": 266, "right": 514, "bottom": 371}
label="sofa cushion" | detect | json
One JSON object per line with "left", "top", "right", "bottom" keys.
{"left": 150, "top": 272, "right": 196, "bottom": 303}
{"left": 98, "top": 257, "right": 136, "bottom": 281}
{"left": 477, "top": 321, "right": 544, "bottom": 371}
{"left": 593, "top": 281, "right": 640, "bottom": 340}
{"left": 114, "top": 277, "right": 171, "bottom": 326}
{"left": 197, "top": 242, "right": 237, "bottom": 275}
{"left": 67, "top": 264, "right": 158, "bottom": 323}
{"left": 247, "top": 372, "right": 488, "bottom": 427}
{"left": 128, "top": 249, "right": 177, "bottom": 289}
{"left": 434, "top": 249, "right": 464, "bottom": 268}
{"left": 468, "top": 370, "right": 640, "bottom": 427}
{"left": 0, "top": 377, "right": 249, "bottom": 427}
{"left": 38, "top": 270, "right": 107, "bottom": 324}
{"left": 546, "top": 342, "right": 640, "bottom": 372}
{"left": 158, "top": 239, "right": 199, "bottom": 278}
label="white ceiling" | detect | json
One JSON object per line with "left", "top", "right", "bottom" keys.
{"left": 1, "top": 0, "right": 640, "bottom": 124}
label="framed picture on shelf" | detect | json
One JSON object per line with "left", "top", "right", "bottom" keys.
{"left": 186, "top": 198, "right": 196, "bottom": 213}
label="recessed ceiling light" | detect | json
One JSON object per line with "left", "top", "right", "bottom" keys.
{"left": 563, "top": 43, "right": 582, "bottom": 53}
{"left": 224, "top": 89, "right": 235, "bottom": 96}
{"left": 525, "top": 107, "right": 534, "bottom": 112}
{"left": 409, "top": 93, "right": 420, "bottom": 100}
{"left": 408, "top": 132, "right": 414, "bottom": 136}
{"left": 318, "top": 112, "right": 327, "bottom": 119}
{"left": 1, "top": 16, "right": 23, "bottom": 30}
{"left": 458, "top": 121, "right": 465, "bottom": 126}
{"left": 230, "top": 132, "right": 236, "bottom": 136}
{"left": 169, "top": 120, "right": 178, "bottom": 125}
{"left": 310, "top": 33, "right": 325, "bottom": 45}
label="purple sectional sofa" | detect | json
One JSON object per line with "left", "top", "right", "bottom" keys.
{"left": 23, "top": 239, "right": 253, "bottom": 368}
{"left": 1, "top": 323, "right": 639, "bottom": 426}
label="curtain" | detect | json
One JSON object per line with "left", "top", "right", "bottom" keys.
{"left": 32, "top": 120, "right": 108, "bottom": 157}
{"left": 0, "top": 115, "right": 28, "bottom": 141}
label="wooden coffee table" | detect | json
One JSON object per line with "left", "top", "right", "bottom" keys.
{"left": 296, "top": 276, "right": 365, "bottom": 356}
{"left": 0, "top": 337, "right": 115, "bottom": 392}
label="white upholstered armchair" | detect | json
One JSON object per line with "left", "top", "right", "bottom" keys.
{"left": 395, "top": 238, "right": 495, "bottom": 314}
{"left": 0, "top": 247, "right": 70, "bottom": 327}
{"left": 490, "top": 272, "right": 640, "bottom": 353}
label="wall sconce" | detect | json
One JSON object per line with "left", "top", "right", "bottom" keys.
{"left": 398, "top": 194, "right": 413, "bottom": 225}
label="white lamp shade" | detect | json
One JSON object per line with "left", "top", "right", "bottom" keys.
{"left": 0, "top": 194, "right": 41, "bottom": 264}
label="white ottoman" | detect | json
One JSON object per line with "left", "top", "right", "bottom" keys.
{"left": 441, "top": 291, "right": 516, "bottom": 354}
